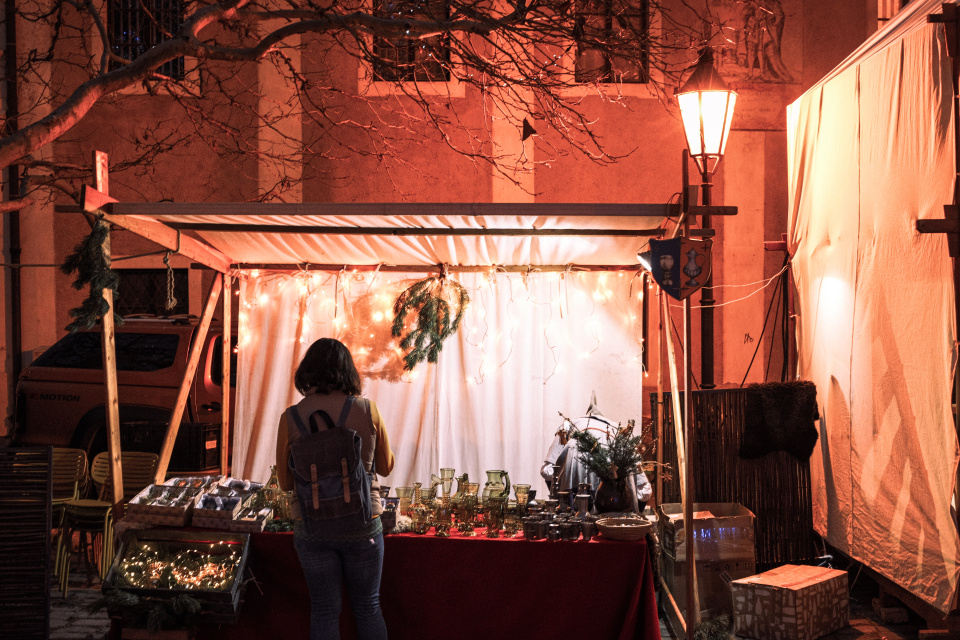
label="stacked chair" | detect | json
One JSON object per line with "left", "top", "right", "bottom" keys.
{"left": 50, "top": 448, "right": 88, "bottom": 583}
{"left": 56, "top": 450, "right": 159, "bottom": 596}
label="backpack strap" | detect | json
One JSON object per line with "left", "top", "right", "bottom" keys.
{"left": 334, "top": 396, "right": 356, "bottom": 429}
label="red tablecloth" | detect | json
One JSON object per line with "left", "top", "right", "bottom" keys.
{"left": 201, "top": 529, "right": 661, "bottom": 640}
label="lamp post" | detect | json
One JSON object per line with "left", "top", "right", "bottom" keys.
{"left": 676, "top": 47, "right": 737, "bottom": 390}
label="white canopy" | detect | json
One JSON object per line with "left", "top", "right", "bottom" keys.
{"left": 787, "top": 0, "right": 960, "bottom": 613}
{"left": 96, "top": 201, "right": 670, "bottom": 500}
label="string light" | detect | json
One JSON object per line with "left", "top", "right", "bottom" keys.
{"left": 236, "top": 268, "right": 646, "bottom": 385}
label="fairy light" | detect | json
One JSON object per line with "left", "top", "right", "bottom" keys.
{"left": 116, "top": 542, "right": 242, "bottom": 591}
{"left": 240, "top": 268, "right": 648, "bottom": 388}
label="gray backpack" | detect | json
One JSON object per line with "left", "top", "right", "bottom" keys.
{"left": 286, "top": 397, "right": 374, "bottom": 535}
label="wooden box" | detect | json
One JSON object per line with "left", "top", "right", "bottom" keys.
{"left": 126, "top": 485, "right": 202, "bottom": 527}
{"left": 104, "top": 529, "right": 251, "bottom": 625}
{"left": 731, "top": 564, "right": 849, "bottom": 640}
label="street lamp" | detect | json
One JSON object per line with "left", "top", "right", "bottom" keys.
{"left": 676, "top": 47, "right": 736, "bottom": 390}
{"left": 677, "top": 48, "right": 737, "bottom": 193}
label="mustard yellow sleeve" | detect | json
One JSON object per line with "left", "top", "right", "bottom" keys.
{"left": 276, "top": 413, "right": 294, "bottom": 491}
{"left": 370, "top": 401, "right": 395, "bottom": 476}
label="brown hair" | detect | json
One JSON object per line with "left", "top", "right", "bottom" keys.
{"left": 294, "top": 338, "right": 362, "bottom": 396}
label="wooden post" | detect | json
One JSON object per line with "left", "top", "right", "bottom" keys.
{"left": 154, "top": 274, "right": 223, "bottom": 483}
{"left": 656, "top": 286, "right": 664, "bottom": 511}
{"left": 220, "top": 273, "right": 232, "bottom": 475}
{"left": 93, "top": 151, "right": 125, "bottom": 516}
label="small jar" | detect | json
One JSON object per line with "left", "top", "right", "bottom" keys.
{"left": 581, "top": 520, "right": 596, "bottom": 541}
{"left": 547, "top": 523, "right": 561, "bottom": 541}
{"left": 522, "top": 518, "right": 539, "bottom": 540}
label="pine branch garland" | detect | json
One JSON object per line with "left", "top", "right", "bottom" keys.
{"left": 569, "top": 427, "right": 645, "bottom": 482}
{"left": 391, "top": 274, "right": 469, "bottom": 370}
{"left": 59, "top": 216, "right": 123, "bottom": 332}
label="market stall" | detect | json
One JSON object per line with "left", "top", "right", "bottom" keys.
{"left": 65, "top": 191, "right": 694, "bottom": 639}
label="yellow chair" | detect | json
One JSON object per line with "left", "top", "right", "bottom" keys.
{"left": 50, "top": 448, "right": 88, "bottom": 577}
{"left": 57, "top": 450, "right": 159, "bottom": 595}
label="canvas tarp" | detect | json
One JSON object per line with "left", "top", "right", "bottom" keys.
{"left": 786, "top": 0, "right": 960, "bottom": 612}
{"left": 128, "top": 206, "right": 664, "bottom": 498}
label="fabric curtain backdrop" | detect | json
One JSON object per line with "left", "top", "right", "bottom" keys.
{"left": 787, "top": 1, "right": 960, "bottom": 612}
{"left": 232, "top": 269, "right": 648, "bottom": 498}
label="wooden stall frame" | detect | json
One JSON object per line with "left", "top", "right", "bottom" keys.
{"left": 67, "top": 154, "right": 736, "bottom": 609}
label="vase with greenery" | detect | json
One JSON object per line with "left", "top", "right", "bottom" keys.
{"left": 568, "top": 424, "right": 645, "bottom": 514}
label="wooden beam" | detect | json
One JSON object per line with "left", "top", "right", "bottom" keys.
{"left": 91, "top": 151, "right": 125, "bottom": 515}
{"left": 220, "top": 273, "right": 232, "bottom": 475}
{"left": 154, "top": 274, "right": 223, "bottom": 483}
{"left": 90, "top": 201, "right": 736, "bottom": 218}
{"left": 103, "top": 212, "right": 231, "bottom": 273}
{"left": 917, "top": 206, "right": 960, "bottom": 257}
{"left": 167, "top": 224, "right": 667, "bottom": 237}
{"left": 235, "top": 263, "right": 650, "bottom": 273}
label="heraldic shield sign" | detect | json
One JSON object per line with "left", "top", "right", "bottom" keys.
{"left": 649, "top": 237, "right": 713, "bottom": 301}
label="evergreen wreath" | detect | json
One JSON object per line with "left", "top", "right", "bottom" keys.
{"left": 60, "top": 215, "right": 123, "bottom": 332}
{"left": 391, "top": 270, "right": 469, "bottom": 370}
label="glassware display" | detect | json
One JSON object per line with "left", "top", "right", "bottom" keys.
{"left": 411, "top": 482, "right": 432, "bottom": 534}
{"left": 433, "top": 467, "right": 455, "bottom": 537}
{"left": 513, "top": 484, "right": 531, "bottom": 517}
{"left": 503, "top": 501, "right": 519, "bottom": 536}
{"left": 482, "top": 469, "right": 511, "bottom": 503}
{"left": 458, "top": 482, "right": 480, "bottom": 536}
{"left": 395, "top": 486, "right": 414, "bottom": 517}
{"left": 484, "top": 496, "right": 505, "bottom": 537}
{"left": 450, "top": 473, "right": 467, "bottom": 528}
{"left": 434, "top": 495, "right": 453, "bottom": 537}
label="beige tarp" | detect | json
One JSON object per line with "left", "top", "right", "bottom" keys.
{"left": 787, "top": 0, "right": 960, "bottom": 612}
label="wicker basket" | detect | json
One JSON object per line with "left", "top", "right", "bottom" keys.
{"left": 595, "top": 517, "right": 653, "bottom": 541}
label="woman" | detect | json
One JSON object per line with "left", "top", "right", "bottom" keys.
{"left": 276, "top": 338, "right": 395, "bottom": 640}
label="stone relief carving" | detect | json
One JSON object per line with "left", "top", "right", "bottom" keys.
{"left": 711, "top": 0, "right": 795, "bottom": 83}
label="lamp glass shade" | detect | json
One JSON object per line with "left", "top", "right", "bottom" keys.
{"left": 677, "top": 89, "right": 737, "bottom": 176}
{"left": 676, "top": 49, "right": 737, "bottom": 177}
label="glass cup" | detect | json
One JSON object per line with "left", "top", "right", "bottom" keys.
{"left": 514, "top": 484, "right": 531, "bottom": 517}
{"left": 395, "top": 486, "right": 414, "bottom": 517}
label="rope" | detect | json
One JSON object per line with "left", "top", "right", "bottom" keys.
{"left": 163, "top": 252, "right": 178, "bottom": 311}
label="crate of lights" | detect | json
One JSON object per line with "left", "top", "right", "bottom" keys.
{"left": 102, "top": 529, "right": 251, "bottom": 627}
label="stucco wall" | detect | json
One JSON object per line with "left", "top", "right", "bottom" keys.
{"left": 2, "top": 0, "right": 878, "bottom": 434}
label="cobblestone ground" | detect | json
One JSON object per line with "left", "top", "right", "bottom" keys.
{"left": 50, "top": 575, "right": 111, "bottom": 640}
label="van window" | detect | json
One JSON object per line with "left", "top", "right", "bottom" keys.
{"left": 31, "top": 332, "right": 180, "bottom": 371}
{"left": 210, "top": 336, "right": 238, "bottom": 387}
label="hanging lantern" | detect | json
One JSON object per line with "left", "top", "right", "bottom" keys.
{"left": 676, "top": 48, "right": 737, "bottom": 178}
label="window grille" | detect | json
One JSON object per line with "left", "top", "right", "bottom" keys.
{"left": 372, "top": 0, "right": 451, "bottom": 82}
{"left": 575, "top": 0, "right": 649, "bottom": 84}
{"left": 109, "top": 0, "right": 185, "bottom": 79}
{"left": 116, "top": 269, "right": 189, "bottom": 317}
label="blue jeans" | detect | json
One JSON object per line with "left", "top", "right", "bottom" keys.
{"left": 293, "top": 531, "right": 387, "bottom": 640}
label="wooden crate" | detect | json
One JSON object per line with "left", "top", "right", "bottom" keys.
{"left": 126, "top": 485, "right": 202, "bottom": 527}
{"left": 104, "top": 529, "right": 251, "bottom": 625}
